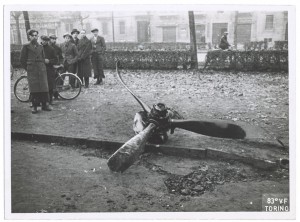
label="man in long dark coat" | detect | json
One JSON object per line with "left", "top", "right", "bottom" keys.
{"left": 90, "top": 28, "right": 106, "bottom": 85}
{"left": 77, "top": 30, "right": 92, "bottom": 88}
{"left": 70, "top": 29, "right": 79, "bottom": 78}
{"left": 20, "top": 29, "right": 51, "bottom": 114}
{"left": 61, "top": 33, "right": 78, "bottom": 87}
{"left": 40, "top": 35, "right": 58, "bottom": 104}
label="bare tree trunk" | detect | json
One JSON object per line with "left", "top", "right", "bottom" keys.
{"left": 80, "top": 19, "right": 84, "bottom": 30}
{"left": 11, "top": 12, "right": 22, "bottom": 44}
{"left": 23, "top": 11, "right": 31, "bottom": 41}
{"left": 79, "top": 13, "right": 89, "bottom": 30}
{"left": 15, "top": 17, "right": 22, "bottom": 44}
{"left": 234, "top": 11, "right": 238, "bottom": 50}
{"left": 188, "top": 11, "right": 198, "bottom": 69}
{"left": 111, "top": 12, "right": 115, "bottom": 43}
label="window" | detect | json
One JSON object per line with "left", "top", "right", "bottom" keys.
{"left": 11, "top": 30, "right": 18, "bottom": 44}
{"left": 179, "top": 28, "right": 188, "bottom": 39}
{"left": 102, "top": 22, "right": 108, "bottom": 35}
{"left": 119, "top": 21, "right": 125, "bottom": 34}
{"left": 159, "top": 15, "right": 179, "bottom": 20}
{"left": 265, "top": 15, "right": 274, "bottom": 30}
{"left": 195, "top": 25, "right": 205, "bottom": 43}
{"left": 264, "top": 38, "right": 272, "bottom": 42}
{"left": 65, "top": 23, "right": 73, "bottom": 32}
{"left": 162, "top": 26, "right": 176, "bottom": 42}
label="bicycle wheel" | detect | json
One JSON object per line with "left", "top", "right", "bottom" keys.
{"left": 55, "top": 73, "right": 82, "bottom": 100}
{"left": 14, "top": 76, "right": 30, "bottom": 102}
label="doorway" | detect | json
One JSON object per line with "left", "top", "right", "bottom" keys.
{"left": 137, "top": 21, "right": 150, "bottom": 43}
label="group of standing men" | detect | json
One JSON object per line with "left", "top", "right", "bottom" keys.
{"left": 20, "top": 28, "right": 106, "bottom": 114}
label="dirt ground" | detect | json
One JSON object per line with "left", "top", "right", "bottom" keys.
{"left": 11, "top": 140, "right": 289, "bottom": 213}
{"left": 11, "top": 69, "right": 289, "bottom": 157}
{"left": 9, "top": 68, "right": 290, "bottom": 213}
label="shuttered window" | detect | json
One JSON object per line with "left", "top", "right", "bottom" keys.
{"left": 265, "top": 15, "right": 274, "bottom": 30}
{"left": 102, "top": 22, "right": 108, "bottom": 35}
{"left": 119, "top": 21, "right": 125, "bottom": 34}
{"left": 162, "top": 26, "right": 176, "bottom": 42}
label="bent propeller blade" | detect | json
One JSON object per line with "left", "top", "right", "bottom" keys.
{"left": 107, "top": 123, "right": 157, "bottom": 172}
{"left": 116, "top": 61, "right": 151, "bottom": 113}
{"left": 170, "top": 119, "right": 246, "bottom": 139}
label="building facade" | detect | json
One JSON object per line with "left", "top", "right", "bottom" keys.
{"left": 10, "top": 11, "right": 288, "bottom": 48}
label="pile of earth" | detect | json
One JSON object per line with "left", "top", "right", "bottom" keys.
{"left": 163, "top": 162, "right": 289, "bottom": 197}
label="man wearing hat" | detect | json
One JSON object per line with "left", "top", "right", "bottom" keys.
{"left": 77, "top": 29, "right": 92, "bottom": 88}
{"left": 40, "top": 35, "right": 58, "bottom": 105}
{"left": 20, "top": 29, "right": 51, "bottom": 113}
{"left": 71, "top": 28, "right": 80, "bottom": 46}
{"left": 61, "top": 33, "right": 79, "bottom": 87}
{"left": 90, "top": 28, "right": 106, "bottom": 85}
{"left": 219, "top": 31, "right": 231, "bottom": 50}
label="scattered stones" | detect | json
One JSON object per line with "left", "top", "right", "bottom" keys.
{"left": 180, "top": 189, "right": 190, "bottom": 195}
{"left": 193, "top": 185, "right": 204, "bottom": 192}
{"left": 164, "top": 163, "right": 253, "bottom": 196}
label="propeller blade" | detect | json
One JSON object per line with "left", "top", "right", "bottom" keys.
{"left": 116, "top": 61, "right": 151, "bottom": 113}
{"left": 169, "top": 119, "right": 246, "bottom": 139}
{"left": 107, "top": 123, "right": 157, "bottom": 172}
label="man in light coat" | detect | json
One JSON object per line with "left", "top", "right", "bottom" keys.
{"left": 61, "top": 33, "right": 78, "bottom": 87}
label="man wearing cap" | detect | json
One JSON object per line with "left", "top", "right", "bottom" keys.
{"left": 77, "top": 30, "right": 92, "bottom": 88}
{"left": 90, "top": 28, "right": 106, "bottom": 85}
{"left": 20, "top": 29, "right": 51, "bottom": 114}
{"left": 61, "top": 33, "right": 78, "bottom": 76}
{"left": 71, "top": 29, "right": 80, "bottom": 46}
{"left": 40, "top": 35, "right": 58, "bottom": 105}
{"left": 219, "top": 31, "right": 231, "bottom": 50}
{"left": 49, "top": 34, "right": 63, "bottom": 64}
{"left": 70, "top": 29, "right": 80, "bottom": 84}
{"left": 49, "top": 34, "right": 63, "bottom": 100}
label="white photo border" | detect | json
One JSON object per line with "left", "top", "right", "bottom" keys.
{"left": 3, "top": 3, "right": 296, "bottom": 220}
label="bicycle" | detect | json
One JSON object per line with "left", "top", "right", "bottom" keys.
{"left": 197, "top": 46, "right": 236, "bottom": 81}
{"left": 14, "top": 65, "right": 82, "bottom": 102}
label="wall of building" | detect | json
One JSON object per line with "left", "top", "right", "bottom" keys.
{"left": 10, "top": 10, "right": 288, "bottom": 46}
{"left": 253, "top": 11, "right": 288, "bottom": 43}
{"left": 150, "top": 11, "right": 189, "bottom": 43}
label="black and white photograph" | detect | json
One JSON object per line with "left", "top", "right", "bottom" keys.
{"left": 3, "top": 2, "right": 296, "bottom": 220}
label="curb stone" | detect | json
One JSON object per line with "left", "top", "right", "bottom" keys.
{"left": 11, "top": 131, "right": 280, "bottom": 170}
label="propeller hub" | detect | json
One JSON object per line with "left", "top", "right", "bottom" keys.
{"left": 148, "top": 103, "right": 170, "bottom": 129}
